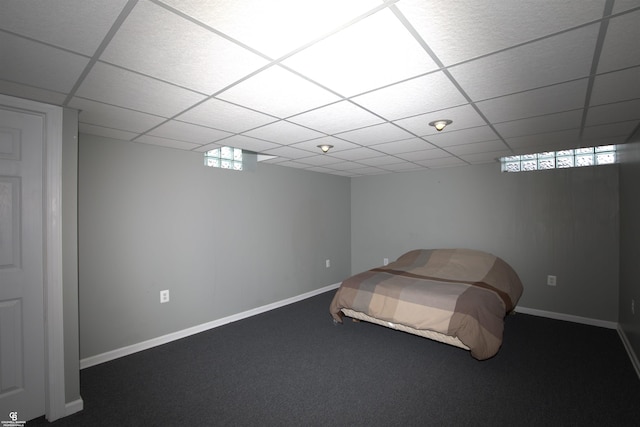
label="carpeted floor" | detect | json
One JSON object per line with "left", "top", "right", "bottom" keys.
{"left": 28, "top": 290, "right": 640, "bottom": 426}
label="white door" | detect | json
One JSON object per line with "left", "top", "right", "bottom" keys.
{"left": 0, "top": 106, "right": 46, "bottom": 421}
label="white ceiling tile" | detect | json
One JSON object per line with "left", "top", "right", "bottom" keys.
{"left": 295, "top": 154, "right": 345, "bottom": 167}
{"left": 392, "top": 104, "right": 486, "bottom": 136}
{"left": 69, "top": 97, "right": 166, "bottom": 133}
{"left": 79, "top": 123, "right": 138, "bottom": 142}
{"left": 100, "top": 1, "right": 267, "bottom": 95}
{"left": 415, "top": 157, "right": 468, "bottom": 168}
{"left": 459, "top": 151, "right": 512, "bottom": 165}
{"left": 330, "top": 147, "right": 386, "bottom": 161}
{"left": 582, "top": 120, "right": 639, "bottom": 141}
{"left": 380, "top": 162, "right": 425, "bottom": 173}
{"left": 0, "top": 80, "right": 67, "bottom": 106}
{"left": 612, "top": 0, "right": 640, "bottom": 14}
{"left": 282, "top": 8, "right": 438, "bottom": 97}
{"left": 135, "top": 134, "right": 202, "bottom": 150}
{"left": 586, "top": 99, "right": 640, "bottom": 126}
{"left": 162, "top": 0, "right": 381, "bottom": 59}
{"left": 371, "top": 137, "right": 434, "bottom": 155}
{"left": 288, "top": 101, "right": 383, "bottom": 134}
{"left": 0, "top": 0, "right": 128, "bottom": 55}
{"left": 304, "top": 166, "right": 345, "bottom": 174}
{"left": 0, "top": 0, "right": 636, "bottom": 178}
{"left": 176, "top": 98, "right": 277, "bottom": 134}
{"left": 217, "top": 65, "right": 340, "bottom": 118}
{"left": 325, "top": 161, "right": 361, "bottom": 171}
{"left": 396, "top": 148, "right": 450, "bottom": 161}
{"left": 352, "top": 72, "right": 467, "bottom": 121}
{"left": 336, "top": 123, "right": 414, "bottom": 146}
{"left": 399, "top": 0, "right": 606, "bottom": 66}
{"left": 76, "top": 62, "right": 206, "bottom": 118}
{"left": 148, "top": 120, "right": 232, "bottom": 144}
{"left": 476, "top": 79, "right": 589, "bottom": 123}
{"left": 261, "top": 145, "right": 317, "bottom": 159}
{"left": 273, "top": 160, "right": 315, "bottom": 170}
{"left": 590, "top": 67, "right": 640, "bottom": 106}
{"left": 357, "top": 156, "right": 409, "bottom": 167}
{"left": 0, "top": 32, "right": 89, "bottom": 93}
{"left": 446, "top": 140, "right": 509, "bottom": 156}
{"left": 243, "top": 121, "right": 324, "bottom": 144}
{"left": 506, "top": 129, "right": 581, "bottom": 152}
{"left": 597, "top": 10, "right": 640, "bottom": 73}
{"left": 450, "top": 24, "right": 600, "bottom": 100}
{"left": 494, "top": 110, "right": 584, "bottom": 139}
{"left": 348, "top": 166, "right": 389, "bottom": 176}
{"left": 203, "top": 134, "right": 281, "bottom": 154}
{"left": 290, "top": 136, "right": 360, "bottom": 153}
{"left": 425, "top": 126, "right": 500, "bottom": 147}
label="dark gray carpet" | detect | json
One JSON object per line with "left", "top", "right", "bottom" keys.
{"left": 29, "top": 290, "right": 640, "bottom": 426}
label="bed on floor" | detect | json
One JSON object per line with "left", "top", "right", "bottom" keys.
{"left": 329, "top": 248, "right": 523, "bottom": 360}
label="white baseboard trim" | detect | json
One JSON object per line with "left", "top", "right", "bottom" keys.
{"left": 80, "top": 283, "right": 341, "bottom": 370}
{"left": 64, "top": 398, "right": 84, "bottom": 417}
{"left": 617, "top": 325, "right": 640, "bottom": 380}
{"left": 514, "top": 306, "right": 618, "bottom": 329}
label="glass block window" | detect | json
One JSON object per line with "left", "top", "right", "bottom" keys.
{"left": 204, "top": 146, "right": 243, "bottom": 171}
{"left": 501, "top": 145, "right": 616, "bottom": 173}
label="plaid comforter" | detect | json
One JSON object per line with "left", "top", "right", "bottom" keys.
{"left": 329, "top": 249, "right": 523, "bottom": 360}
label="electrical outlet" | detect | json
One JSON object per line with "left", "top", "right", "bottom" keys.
{"left": 547, "top": 275, "right": 557, "bottom": 286}
{"left": 160, "top": 290, "right": 170, "bottom": 303}
{"left": 325, "top": 259, "right": 330, "bottom": 268}
{"left": 383, "top": 258, "right": 389, "bottom": 266}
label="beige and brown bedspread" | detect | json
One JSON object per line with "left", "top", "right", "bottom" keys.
{"left": 329, "top": 249, "right": 523, "bottom": 360}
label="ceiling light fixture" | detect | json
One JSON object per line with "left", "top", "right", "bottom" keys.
{"left": 429, "top": 119, "right": 453, "bottom": 131}
{"left": 318, "top": 144, "right": 333, "bottom": 153}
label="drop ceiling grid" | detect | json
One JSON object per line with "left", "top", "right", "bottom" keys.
{"left": 0, "top": 1, "right": 638, "bottom": 175}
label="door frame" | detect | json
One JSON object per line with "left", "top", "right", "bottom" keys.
{"left": 0, "top": 94, "right": 66, "bottom": 421}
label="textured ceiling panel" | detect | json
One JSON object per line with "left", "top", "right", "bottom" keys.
{"left": 336, "top": 123, "right": 414, "bottom": 146}
{"left": 476, "top": 79, "right": 589, "bottom": 123}
{"left": 217, "top": 65, "right": 340, "bottom": 118}
{"left": 351, "top": 71, "right": 468, "bottom": 121}
{"left": 176, "top": 98, "right": 277, "bottom": 134}
{"left": 282, "top": 8, "right": 438, "bottom": 97}
{"left": 0, "top": 0, "right": 129, "bottom": 55}
{"left": 425, "top": 126, "right": 500, "bottom": 148}
{"left": 76, "top": 62, "right": 206, "bottom": 118}
{"left": 0, "top": 32, "right": 89, "bottom": 93}
{"left": 1, "top": 0, "right": 636, "bottom": 176}
{"left": 398, "top": 0, "right": 606, "bottom": 66}
{"left": 147, "top": 120, "right": 232, "bottom": 145}
{"left": 100, "top": 0, "right": 268, "bottom": 95}
{"left": 590, "top": 67, "right": 640, "bottom": 106}
{"left": 242, "top": 120, "right": 324, "bottom": 145}
{"left": 449, "top": 24, "right": 600, "bottom": 100}
{"left": 493, "top": 110, "right": 584, "bottom": 139}
{"left": 287, "top": 101, "right": 383, "bottom": 135}
{"left": 160, "top": 0, "right": 381, "bottom": 59}
{"left": 68, "top": 97, "right": 166, "bottom": 133}
{"left": 596, "top": 10, "right": 640, "bottom": 73}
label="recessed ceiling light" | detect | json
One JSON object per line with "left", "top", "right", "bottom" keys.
{"left": 318, "top": 144, "right": 334, "bottom": 153}
{"left": 428, "top": 119, "right": 453, "bottom": 131}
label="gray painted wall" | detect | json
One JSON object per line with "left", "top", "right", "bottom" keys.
{"left": 351, "top": 162, "right": 619, "bottom": 321}
{"left": 78, "top": 134, "right": 351, "bottom": 359}
{"left": 619, "top": 141, "right": 640, "bottom": 361}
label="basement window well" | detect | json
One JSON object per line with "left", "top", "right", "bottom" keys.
{"left": 500, "top": 145, "right": 616, "bottom": 173}
{"left": 204, "top": 146, "right": 243, "bottom": 171}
